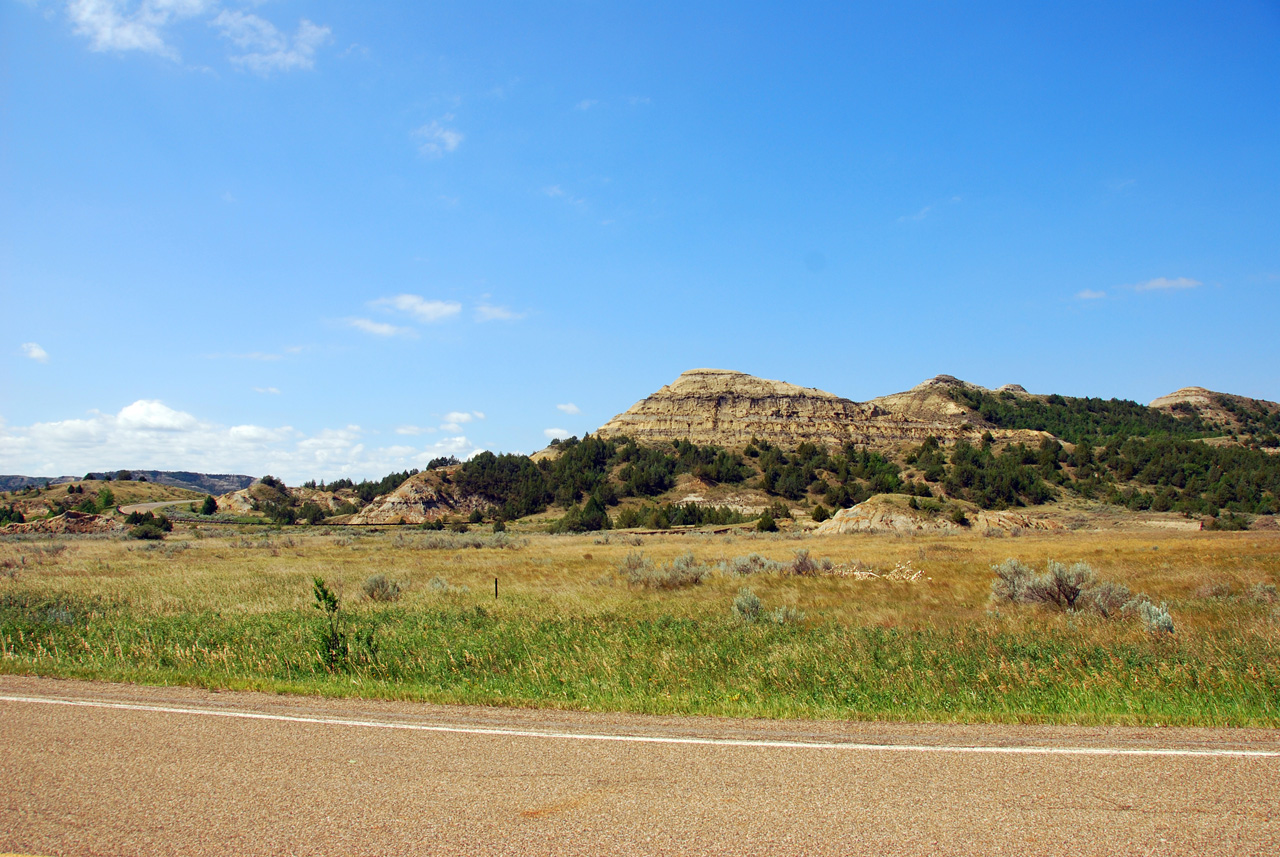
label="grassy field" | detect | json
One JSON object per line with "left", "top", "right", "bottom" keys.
{"left": 1, "top": 524, "right": 1278, "bottom": 726}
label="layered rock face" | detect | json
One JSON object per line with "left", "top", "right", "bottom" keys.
{"left": 0, "top": 511, "right": 123, "bottom": 535}
{"left": 595, "top": 369, "right": 1041, "bottom": 451}
{"left": 814, "top": 496, "right": 1062, "bottom": 535}
{"left": 348, "top": 469, "right": 486, "bottom": 525}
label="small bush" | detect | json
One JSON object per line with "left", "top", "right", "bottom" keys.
{"left": 719, "top": 553, "right": 785, "bottom": 576}
{"left": 620, "top": 552, "right": 708, "bottom": 589}
{"left": 129, "top": 524, "right": 167, "bottom": 540}
{"left": 991, "top": 557, "right": 1171, "bottom": 631}
{"left": 789, "top": 548, "right": 818, "bottom": 576}
{"left": 428, "top": 576, "right": 468, "bottom": 595}
{"left": 732, "top": 587, "right": 762, "bottom": 622}
{"left": 756, "top": 511, "right": 778, "bottom": 533}
{"left": 767, "top": 605, "right": 806, "bottom": 625}
{"left": 1077, "top": 580, "right": 1131, "bottom": 618}
{"left": 1130, "top": 599, "right": 1175, "bottom": 634}
{"left": 1249, "top": 583, "right": 1278, "bottom": 604}
{"left": 362, "top": 574, "right": 402, "bottom": 602}
{"left": 949, "top": 507, "right": 970, "bottom": 527}
{"left": 811, "top": 505, "right": 831, "bottom": 523}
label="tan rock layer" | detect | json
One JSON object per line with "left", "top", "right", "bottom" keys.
{"left": 348, "top": 469, "right": 487, "bottom": 525}
{"left": 815, "top": 498, "right": 1061, "bottom": 535}
{"left": 0, "top": 511, "right": 124, "bottom": 535}
{"left": 596, "top": 369, "right": 1042, "bottom": 451}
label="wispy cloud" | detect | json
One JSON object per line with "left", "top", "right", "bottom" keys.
{"left": 556, "top": 403, "right": 580, "bottom": 415}
{"left": 348, "top": 318, "right": 414, "bottom": 338}
{"left": 543, "top": 185, "right": 585, "bottom": 205}
{"left": 395, "top": 425, "right": 435, "bottom": 436}
{"left": 21, "top": 342, "right": 49, "bottom": 363}
{"left": 371, "top": 294, "right": 462, "bottom": 323}
{"left": 414, "top": 116, "right": 464, "bottom": 158}
{"left": 476, "top": 304, "right": 523, "bottom": 322}
{"left": 1132, "top": 277, "right": 1202, "bottom": 292}
{"left": 575, "top": 99, "right": 599, "bottom": 110}
{"left": 67, "top": 0, "right": 214, "bottom": 60}
{"left": 63, "top": 2, "right": 330, "bottom": 73}
{"left": 897, "top": 196, "right": 961, "bottom": 224}
{"left": 628, "top": 96, "right": 651, "bottom": 106}
{"left": 543, "top": 427, "right": 569, "bottom": 440}
{"left": 1075, "top": 289, "right": 1107, "bottom": 300}
{"left": 213, "top": 11, "right": 331, "bottom": 74}
{"left": 253, "top": 387, "right": 280, "bottom": 395}
{"left": 897, "top": 205, "right": 932, "bottom": 223}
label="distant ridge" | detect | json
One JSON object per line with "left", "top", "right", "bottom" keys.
{"left": 0, "top": 471, "right": 255, "bottom": 495}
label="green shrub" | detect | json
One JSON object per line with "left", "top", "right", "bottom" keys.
{"left": 362, "top": 574, "right": 402, "bottom": 602}
{"left": 756, "top": 511, "right": 777, "bottom": 533}
{"left": 732, "top": 587, "right": 762, "bottom": 622}
{"left": 811, "top": 504, "right": 831, "bottom": 523}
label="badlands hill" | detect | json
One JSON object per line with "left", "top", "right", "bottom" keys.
{"left": 1149, "top": 387, "right": 1280, "bottom": 438}
{"left": 594, "top": 369, "right": 1043, "bottom": 452}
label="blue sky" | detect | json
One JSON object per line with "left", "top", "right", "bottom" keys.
{"left": 3, "top": 1, "right": 1279, "bottom": 481}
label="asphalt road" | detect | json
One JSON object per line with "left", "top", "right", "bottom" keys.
{"left": 2, "top": 676, "right": 1278, "bottom": 856}
{"left": 115, "top": 500, "right": 189, "bottom": 515}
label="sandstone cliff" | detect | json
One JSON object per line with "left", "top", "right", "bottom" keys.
{"left": 595, "top": 369, "right": 1043, "bottom": 452}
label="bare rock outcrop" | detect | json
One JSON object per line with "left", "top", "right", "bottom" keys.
{"left": 348, "top": 469, "right": 487, "bottom": 525}
{"left": 595, "top": 369, "right": 1043, "bottom": 452}
{"left": 815, "top": 496, "right": 1062, "bottom": 535}
{"left": 0, "top": 511, "right": 124, "bottom": 535}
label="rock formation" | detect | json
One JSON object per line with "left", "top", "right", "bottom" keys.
{"left": 0, "top": 511, "right": 124, "bottom": 535}
{"left": 348, "top": 469, "right": 487, "bottom": 525}
{"left": 594, "top": 369, "right": 1043, "bottom": 452}
{"left": 814, "top": 496, "right": 1062, "bottom": 535}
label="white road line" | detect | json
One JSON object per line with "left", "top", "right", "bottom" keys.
{"left": 3, "top": 694, "right": 1278, "bottom": 759}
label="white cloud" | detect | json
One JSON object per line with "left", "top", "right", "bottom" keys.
{"left": 1132, "top": 277, "right": 1202, "bottom": 292}
{"left": 253, "top": 387, "right": 280, "bottom": 395}
{"left": 0, "top": 399, "right": 484, "bottom": 483}
{"left": 476, "top": 304, "right": 523, "bottom": 322}
{"left": 22, "top": 343, "right": 49, "bottom": 363}
{"left": 67, "top": 0, "right": 213, "bottom": 60}
{"left": 395, "top": 425, "right": 435, "bottom": 436}
{"left": 543, "top": 428, "right": 569, "bottom": 440}
{"left": 213, "top": 11, "right": 331, "bottom": 74}
{"left": 371, "top": 294, "right": 462, "bottom": 323}
{"left": 348, "top": 318, "right": 414, "bottom": 337}
{"left": 628, "top": 96, "right": 652, "bottom": 106}
{"left": 440, "top": 411, "right": 484, "bottom": 433}
{"left": 575, "top": 99, "right": 598, "bottom": 110}
{"left": 1075, "top": 289, "right": 1106, "bottom": 300}
{"left": 556, "top": 403, "right": 581, "bottom": 415}
{"left": 414, "top": 117, "right": 464, "bottom": 158}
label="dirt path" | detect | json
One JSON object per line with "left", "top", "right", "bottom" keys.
{"left": 3, "top": 676, "right": 1278, "bottom": 856}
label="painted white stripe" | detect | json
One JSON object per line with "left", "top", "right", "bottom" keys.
{"left": 2, "top": 694, "right": 1278, "bottom": 759}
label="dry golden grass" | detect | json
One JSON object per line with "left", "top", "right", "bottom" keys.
{"left": 3, "top": 524, "right": 1276, "bottom": 631}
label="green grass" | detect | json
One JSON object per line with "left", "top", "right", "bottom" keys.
{"left": 3, "top": 587, "right": 1277, "bottom": 726}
